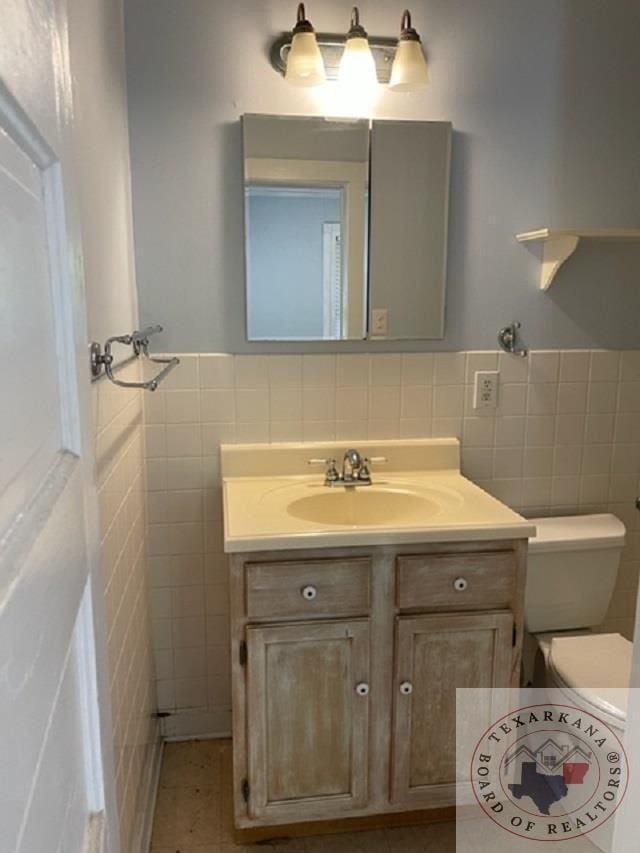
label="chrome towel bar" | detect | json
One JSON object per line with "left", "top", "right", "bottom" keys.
{"left": 90, "top": 325, "right": 180, "bottom": 391}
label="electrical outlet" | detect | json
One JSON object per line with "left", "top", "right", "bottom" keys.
{"left": 371, "top": 309, "right": 388, "bottom": 337}
{"left": 473, "top": 370, "right": 499, "bottom": 410}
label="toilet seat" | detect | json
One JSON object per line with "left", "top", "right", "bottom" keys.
{"left": 546, "top": 633, "right": 630, "bottom": 726}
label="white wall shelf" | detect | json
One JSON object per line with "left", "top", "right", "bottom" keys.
{"left": 516, "top": 228, "right": 640, "bottom": 290}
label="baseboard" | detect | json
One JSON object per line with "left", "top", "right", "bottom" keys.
{"left": 160, "top": 707, "right": 231, "bottom": 740}
{"left": 163, "top": 731, "right": 231, "bottom": 742}
{"left": 136, "top": 735, "right": 164, "bottom": 853}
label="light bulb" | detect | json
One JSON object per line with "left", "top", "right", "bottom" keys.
{"left": 338, "top": 7, "right": 377, "bottom": 95}
{"left": 389, "top": 9, "right": 429, "bottom": 92}
{"left": 285, "top": 3, "right": 326, "bottom": 87}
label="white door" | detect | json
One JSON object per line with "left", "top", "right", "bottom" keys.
{"left": 0, "top": 3, "right": 117, "bottom": 853}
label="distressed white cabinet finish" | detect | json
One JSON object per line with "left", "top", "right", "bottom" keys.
{"left": 230, "top": 539, "right": 527, "bottom": 838}
{"left": 246, "top": 619, "right": 370, "bottom": 821}
{"left": 390, "top": 611, "right": 513, "bottom": 807}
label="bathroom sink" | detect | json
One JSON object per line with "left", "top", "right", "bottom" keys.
{"left": 221, "top": 438, "right": 536, "bottom": 552}
{"left": 286, "top": 485, "right": 457, "bottom": 527}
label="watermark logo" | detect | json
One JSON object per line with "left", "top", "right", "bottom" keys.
{"left": 470, "top": 703, "right": 628, "bottom": 842}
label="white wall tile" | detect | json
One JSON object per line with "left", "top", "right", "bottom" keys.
{"left": 495, "top": 416, "right": 526, "bottom": 447}
{"left": 588, "top": 382, "right": 618, "bottom": 413}
{"left": 268, "top": 355, "right": 302, "bottom": 387}
{"left": 498, "top": 352, "right": 528, "bottom": 383}
{"left": 270, "top": 421, "right": 303, "bottom": 442}
{"left": 199, "top": 354, "right": 234, "bottom": 388}
{"left": 336, "top": 419, "right": 369, "bottom": 440}
{"left": 234, "top": 355, "right": 269, "bottom": 388}
{"left": 336, "top": 387, "right": 368, "bottom": 420}
{"left": 144, "top": 424, "right": 166, "bottom": 458}
{"left": 465, "top": 351, "right": 498, "bottom": 383}
{"left": 620, "top": 351, "right": 640, "bottom": 382}
{"left": 336, "top": 354, "right": 369, "bottom": 387}
{"left": 303, "top": 354, "right": 336, "bottom": 387}
{"left": 557, "top": 382, "right": 588, "bottom": 414}
{"left": 369, "top": 386, "right": 401, "bottom": 419}
{"left": 163, "top": 354, "right": 199, "bottom": 389}
{"left": 401, "top": 353, "right": 433, "bottom": 385}
{"left": 590, "top": 350, "right": 620, "bottom": 382}
{"left": 369, "top": 354, "right": 402, "bottom": 386}
{"left": 527, "top": 383, "right": 558, "bottom": 414}
{"left": 166, "top": 423, "right": 202, "bottom": 457}
{"left": 434, "top": 352, "right": 466, "bottom": 385}
{"left": 303, "top": 387, "right": 336, "bottom": 421}
{"left": 553, "top": 445, "right": 583, "bottom": 476}
{"left": 559, "top": 350, "right": 590, "bottom": 382}
{"left": 400, "top": 386, "right": 432, "bottom": 419}
{"left": 164, "top": 390, "right": 200, "bottom": 423}
{"left": 525, "top": 415, "right": 556, "bottom": 447}
{"left": 433, "top": 385, "right": 464, "bottom": 418}
{"left": 528, "top": 350, "right": 559, "bottom": 383}
{"left": 235, "top": 388, "right": 269, "bottom": 422}
{"left": 141, "top": 348, "right": 640, "bottom": 737}
{"left": 200, "top": 389, "right": 235, "bottom": 423}
{"left": 499, "top": 384, "right": 527, "bottom": 416}
{"left": 236, "top": 422, "right": 270, "bottom": 442}
{"left": 270, "top": 387, "right": 303, "bottom": 421}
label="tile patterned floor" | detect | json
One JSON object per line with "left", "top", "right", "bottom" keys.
{"left": 149, "top": 739, "right": 456, "bottom": 852}
{"left": 149, "top": 740, "right": 598, "bottom": 852}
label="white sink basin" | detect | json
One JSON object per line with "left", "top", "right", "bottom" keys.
{"left": 221, "top": 438, "right": 536, "bottom": 552}
{"left": 286, "top": 484, "right": 461, "bottom": 527}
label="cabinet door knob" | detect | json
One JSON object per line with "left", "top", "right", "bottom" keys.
{"left": 400, "top": 681, "right": 413, "bottom": 695}
{"left": 301, "top": 585, "right": 317, "bottom": 600}
{"left": 355, "top": 682, "right": 370, "bottom": 696}
{"left": 453, "top": 577, "right": 468, "bottom": 592}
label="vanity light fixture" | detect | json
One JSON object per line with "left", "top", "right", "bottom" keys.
{"left": 389, "top": 9, "right": 429, "bottom": 92}
{"left": 285, "top": 3, "right": 327, "bottom": 87}
{"left": 338, "top": 7, "right": 377, "bottom": 92}
{"left": 270, "top": 8, "right": 428, "bottom": 89}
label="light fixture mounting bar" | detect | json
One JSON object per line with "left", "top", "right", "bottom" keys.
{"left": 270, "top": 33, "right": 398, "bottom": 83}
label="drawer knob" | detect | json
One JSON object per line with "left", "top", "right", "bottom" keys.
{"left": 355, "top": 682, "right": 369, "bottom": 696}
{"left": 453, "top": 577, "right": 468, "bottom": 592}
{"left": 301, "top": 585, "right": 317, "bottom": 600}
{"left": 400, "top": 681, "right": 413, "bottom": 695}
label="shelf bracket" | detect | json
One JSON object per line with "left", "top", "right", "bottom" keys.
{"left": 539, "top": 233, "right": 580, "bottom": 290}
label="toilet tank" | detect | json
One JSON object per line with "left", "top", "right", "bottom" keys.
{"left": 525, "top": 514, "right": 626, "bottom": 633}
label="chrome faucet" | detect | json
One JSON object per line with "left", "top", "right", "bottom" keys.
{"left": 308, "top": 449, "right": 387, "bottom": 487}
{"left": 342, "top": 448, "right": 362, "bottom": 482}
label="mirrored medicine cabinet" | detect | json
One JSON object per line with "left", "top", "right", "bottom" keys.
{"left": 242, "top": 114, "right": 452, "bottom": 342}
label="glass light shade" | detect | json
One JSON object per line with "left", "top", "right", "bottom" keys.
{"left": 389, "top": 39, "right": 429, "bottom": 91}
{"left": 285, "top": 31, "right": 326, "bottom": 87}
{"left": 338, "top": 37, "right": 377, "bottom": 92}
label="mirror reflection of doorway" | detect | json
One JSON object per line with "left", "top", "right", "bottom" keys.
{"left": 245, "top": 184, "right": 347, "bottom": 340}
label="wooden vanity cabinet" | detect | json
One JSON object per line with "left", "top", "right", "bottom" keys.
{"left": 229, "top": 540, "right": 527, "bottom": 838}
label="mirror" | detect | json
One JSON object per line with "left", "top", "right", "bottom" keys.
{"left": 242, "top": 114, "right": 451, "bottom": 342}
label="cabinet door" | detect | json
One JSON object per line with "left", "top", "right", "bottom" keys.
{"left": 246, "top": 619, "right": 370, "bottom": 821}
{"left": 391, "top": 611, "right": 513, "bottom": 808}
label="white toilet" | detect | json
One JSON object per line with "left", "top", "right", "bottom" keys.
{"left": 524, "top": 513, "right": 630, "bottom": 733}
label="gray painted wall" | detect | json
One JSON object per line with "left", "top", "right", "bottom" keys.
{"left": 124, "top": 0, "right": 640, "bottom": 353}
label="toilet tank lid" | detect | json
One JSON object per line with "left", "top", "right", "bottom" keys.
{"left": 528, "top": 513, "right": 625, "bottom": 553}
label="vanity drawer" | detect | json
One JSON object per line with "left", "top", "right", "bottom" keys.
{"left": 245, "top": 557, "right": 371, "bottom": 620}
{"left": 396, "top": 552, "right": 516, "bottom": 611}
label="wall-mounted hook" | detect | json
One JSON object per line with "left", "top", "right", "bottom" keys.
{"left": 498, "top": 322, "right": 527, "bottom": 358}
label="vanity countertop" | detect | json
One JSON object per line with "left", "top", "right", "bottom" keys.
{"left": 221, "top": 439, "right": 535, "bottom": 553}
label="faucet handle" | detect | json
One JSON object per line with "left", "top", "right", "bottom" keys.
{"left": 358, "top": 456, "right": 387, "bottom": 482}
{"left": 308, "top": 457, "right": 339, "bottom": 482}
